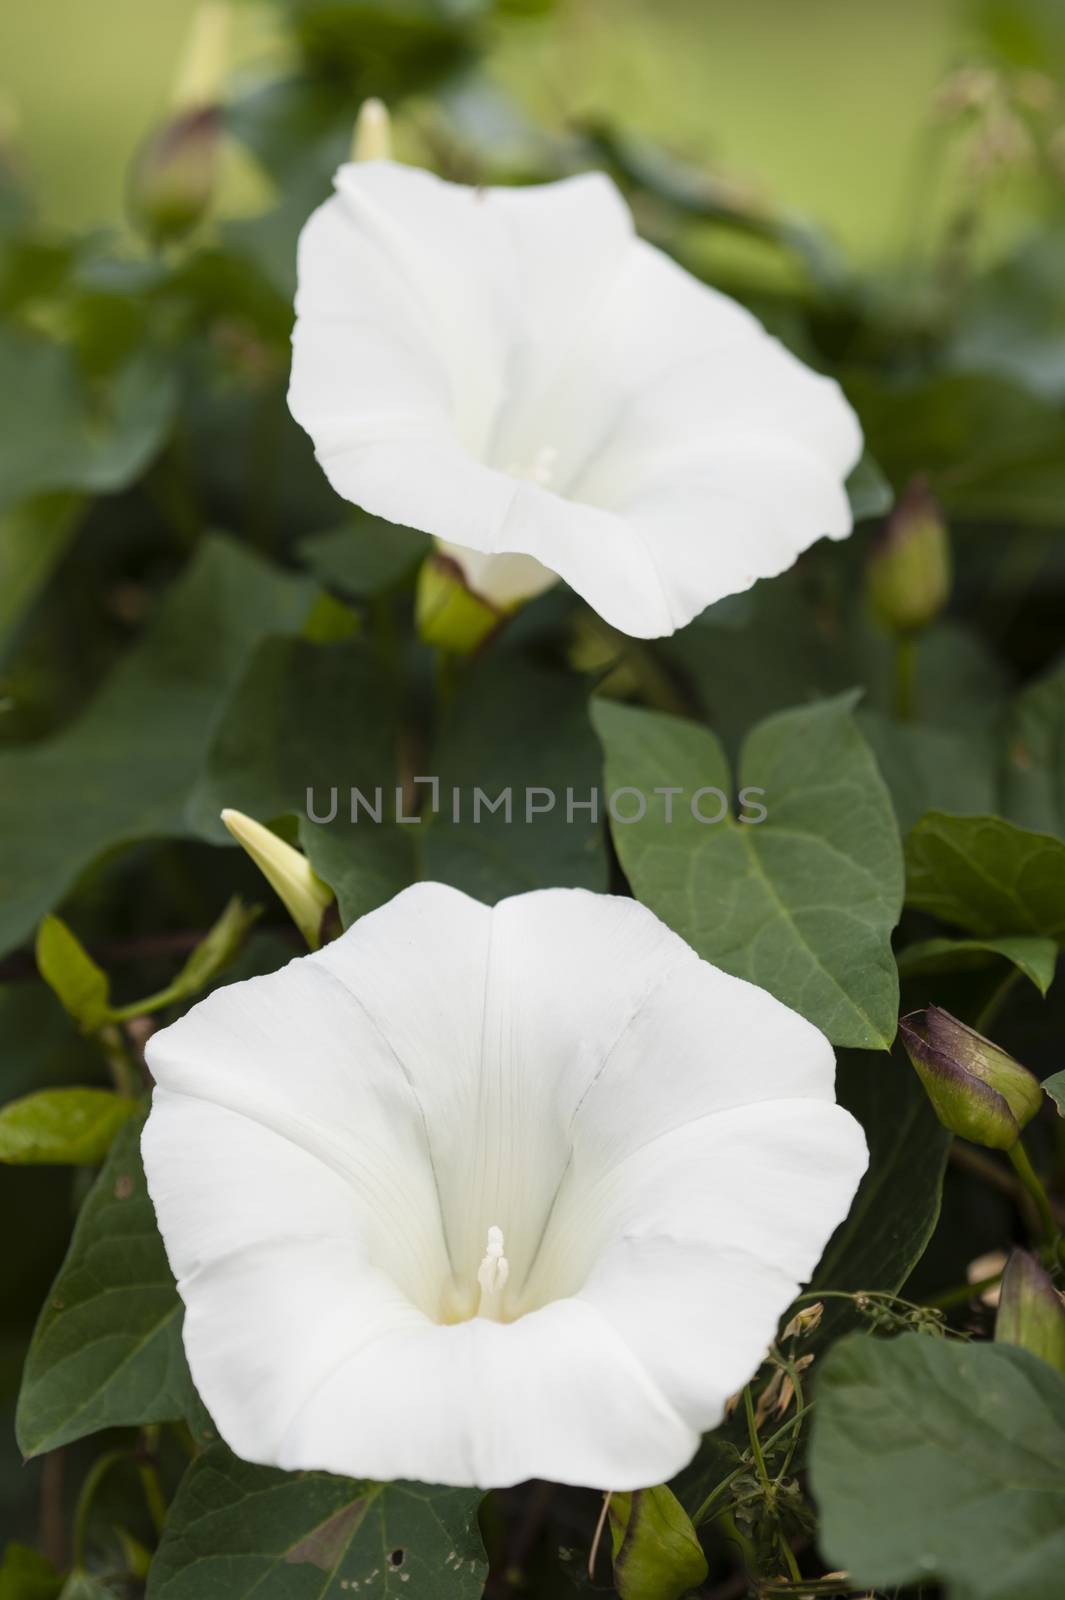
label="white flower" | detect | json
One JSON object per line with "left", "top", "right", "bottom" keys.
{"left": 288, "top": 163, "right": 863, "bottom": 638}
{"left": 142, "top": 884, "right": 866, "bottom": 1490}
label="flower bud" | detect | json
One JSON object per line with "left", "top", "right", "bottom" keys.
{"left": 867, "top": 477, "right": 951, "bottom": 634}
{"left": 899, "top": 1006, "right": 1043, "bottom": 1149}
{"left": 415, "top": 550, "right": 501, "bottom": 655}
{"left": 129, "top": 106, "right": 222, "bottom": 245}
{"left": 220, "top": 809, "right": 333, "bottom": 950}
{"left": 995, "top": 1249, "right": 1065, "bottom": 1377}
{"left": 351, "top": 98, "right": 392, "bottom": 163}
{"left": 127, "top": 3, "right": 230, "bottom": 246}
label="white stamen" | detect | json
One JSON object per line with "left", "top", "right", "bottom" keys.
{"left": 476, "top": 1224, "right": 509, "bottom": 1317}
{"left": 504, "top": 445, "right": 558, "bottom": 489}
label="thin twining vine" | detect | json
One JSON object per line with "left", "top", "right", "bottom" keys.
{"left": 688, "top": 1289, "right": 969, "bottom": 1595}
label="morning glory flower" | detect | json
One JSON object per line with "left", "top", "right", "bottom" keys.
{"left": 142, "top": 885, "right": 866, "bottom": 1490}
{"left": 287, "top": 162, "right": 863, "bottom": 639}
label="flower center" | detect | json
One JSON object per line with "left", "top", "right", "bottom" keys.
{"left": 503, "top": 444, "right": 558, "bottom": 489}
{"left": 475, "top": 1224, "right": 510, "bottom": 1321}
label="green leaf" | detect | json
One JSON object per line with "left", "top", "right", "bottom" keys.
{"left": 593, "top": 695, "right": 903, "bottom": 1048}
{"left": 846, "top": 452, "right": 894, "bottom": 523}
{"left": 35, "top": 915, "right": 111, "bottom": 1031}
{"left": 1043, "top": 1071, "right": 1065, "bottom": 1117}
{"left": 0, "top": 329, "right": 176, "bottom": 514}
{"left": 608, "top": 1485, "right": 709, "bottom": 1600}
{"left": 299, "top": 814, "right": 414, "bottom": 933}
{"left": 905, "top": 812, "right": 1065, "bottom": 940}
{"left": 811, "top": 1052, "right": 950, "bottom": 1334}
{"left": 189, "top": 636, "right": 397, "bottom": 841}
{"left": 0, "top": 493, "right": 83, "bottom": 659}
{"left": 57, "top": 1574, "right": 123, "bottom": 1600}
{"left": 948, "top": 228, "right": 1065, "bottom": 403}
{"left": 0, "top": 536, "right": 314, "bottom": 958}
{"left": 0, "top": 1088, "right": 138, "bottom": 1166}
{"left": 810, "top": 1332, "right": 1065, "bottom": 1599}
{"left": 16, "top": 1113, "right": 202, "bottom": 1457}
{"left": 189, "top": 633, "right": 416, "bottom": 927}
{"left": 848, "top": 368, "right": 1065, "bottom": 525}
{"left": 857, "top": 711, "right": 997, "bottom": 836}
{"left": 426, "top": 656, "right": 608, "bottom": 902}
{"left": 1003, "top": 660, "right": 1065, "bottom": 841}
{"left": 898, "top": 934, "right": 1058, "bottom": 996}
{"left": 147, "top": 1445, "right": 487, "bottom": 1599}
{"left": 299, "top": 515, "right": 429, "bottom": 597}
{"left": 0, "top": 1542, "right": 62, "bottom": 1600}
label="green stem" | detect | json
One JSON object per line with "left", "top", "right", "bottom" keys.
{"left": 772, "top": 1356, "right": 808, "bottom": 1480}
{"left": 745, "top": 1385, "right": 804, "bottom": 1586}
{"left": 691, "top": 1406, "right": 812, "bottom": 1527}
{"left": 743, "top": 1385, "right": 772, "bottom": 1497}
{"left": 1008, "top": 1139, "right": 1062, "bottom": 1258}
{"left": 137, "top": 1426, "right": 167, "bottom": 1536}
{"left": 97, "top": 1024, "right": 139, "bottom": 1098}
{"left": 894, "top": 633, "right": 918, "bottom": 720}
{"left": 72, "top": 1450, "right": 127, "bottom": 1569}
{"left": 973, "top": 966, "right": 1022, "bottom": 1035}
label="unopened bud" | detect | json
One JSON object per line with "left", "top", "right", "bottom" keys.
{"left": 351, "top": 98, "right": 392, "bottom": 163}
{"left": 128, "top": 105, "right": 221, "bottom": 245}
{"left": 128, "top": 2, "right": 229, "bottom": 245}
{"left": 867, "top": 477, "right": 951, "bottom": 634}
{"left": 416, "top": 550, "right": 501, "bottom": 655}
{"left": 220, "top": 809, "right": 333, "bottom": 950}
{"left": 899, "top": 1006, "right": 1043, "bottom": 1149}
{"left": 995, "top": 1249, "right": 1065, "bottom": 1376}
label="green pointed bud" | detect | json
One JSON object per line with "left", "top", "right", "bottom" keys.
{"left": 899, "top": 1005, "right": 1043, "bottom": 1149}
{"left": 867, "top": 476, "right": 951, "bottom": 634}
{"left": 995, "top": 1249, "right": 1065, "bottom": 1377}
{"left": 416, "top": 550, "right": 500, "bottom": 655}
{"left": 171, "top": 1, "right": 231, "bottom": 111}
{"left": 221, "top": 810, "right": 333, "bottom": 950}
{"left": 351, "top": 98, "right": 392, "bottom": 163}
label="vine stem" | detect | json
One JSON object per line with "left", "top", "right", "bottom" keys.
{"left": 743, "top": 1384, "right": 803, "bottom": 1585}
{"left": 973, "top": 965, "right": 1022, "bottom": 1035}
{"left": 894, "top": 634, "right": 917, "bottom": 720}
{"left": 587, "top": 1491, "right": 612, "bottom": 1580}
{"left": 72, "top": 1450, "right": 127, "bottom": 1569}
{"left": 691, "top": 1405, "right": 813, "bottom": 1527}
{"left": 98, "top": 1024, "right": 139, "bottom": 1098}
{"left": 743, "top": 1385, "right": 772, "bottom": 1497}
{"left": 1008, "top": 1139, "right": 1064, "bottom": 1260}
{"left": 137, "top": 1426, "right": 168, "bottom": 1535}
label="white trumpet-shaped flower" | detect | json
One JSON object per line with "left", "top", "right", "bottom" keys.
{"left": 142, "top": 885, "right": 866, "bottom": 1490}
{"left": 288, "top": 163, "right": 863, "bottom": 638}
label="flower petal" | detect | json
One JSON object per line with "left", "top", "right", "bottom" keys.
{"left": 564, "top": 1100, "right": 868, "bottom": 1429}
{"left": 143, "top": 884, "right": 866, "bottom": 1490}
{"left": 277, "top": 1296, "right": 696, "bottom": 1490}
{"left": 289, "top": 165, "right": 862, "bottom": 637}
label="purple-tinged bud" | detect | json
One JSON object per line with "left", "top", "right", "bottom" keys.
{"left": 867, "top": 476, "right": 951, "bottom": 634}
{"left": 995, "top": 1249, "right": 1065, "bottom": 1376}
{"left": 899, "top": 1006, "right": 1043, "bottom": 1149}
{"left": 128, "top": 105, "right": 222, "bottom": 246}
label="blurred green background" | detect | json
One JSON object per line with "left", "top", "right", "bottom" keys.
{"left": 0, "top": 0, "right": 1045, "bottom": 259}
